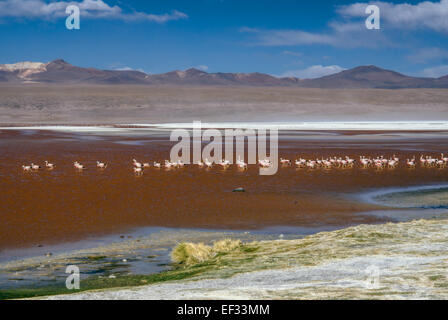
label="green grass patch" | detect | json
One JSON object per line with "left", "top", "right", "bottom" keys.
{"left": 0, "top": 264, "right": 212, "bottom": 300}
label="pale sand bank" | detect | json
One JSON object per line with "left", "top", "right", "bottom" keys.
{"left": 1, "top": 86, "right": 448, "bottom": 124}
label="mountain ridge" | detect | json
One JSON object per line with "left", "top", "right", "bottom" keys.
{"left": 0, "top": 59, "right": 447, "bottom": 89}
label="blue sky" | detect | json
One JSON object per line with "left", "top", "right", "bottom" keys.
{"left": 0, "top": 0, "right": 448, "bottom": 78}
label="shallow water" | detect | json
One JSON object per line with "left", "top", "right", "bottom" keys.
{"left": 376, "top": 187, "right": 448, "bottom": 209}
{"left": 361, "top": 184, "right": 448, "bottom": 208}
{"left": 2, "top": 127, "right": 448, "bottom": 291}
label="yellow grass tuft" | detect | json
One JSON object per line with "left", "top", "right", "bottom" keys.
{"left": 171, "top": 239, "right": 242, "bottom": 266}
{"left": 171, "top": 242, "right": 213, "bottom": 265}
{"left": 212, "top": 239, "right": 242, "bottom": 253}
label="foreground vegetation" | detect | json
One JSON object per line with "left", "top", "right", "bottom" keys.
{"left": 2, "top": 218, "right": 448, "bottom": 299}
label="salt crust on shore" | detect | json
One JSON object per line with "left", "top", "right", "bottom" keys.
{"left": 42, "top": 218, "right": 448, "bottom": 300}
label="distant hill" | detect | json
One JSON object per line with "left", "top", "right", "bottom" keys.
{"left": 299, "top": 65, "right": 448, "bottom": 89}
{"left": 0, "top": 59, "right": 447, "bottom": 88}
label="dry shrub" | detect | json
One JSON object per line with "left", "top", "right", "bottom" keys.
{"left": 171, "top": 242, "right": 213, "bottom": 265}
{"left": 171, "top": 238, "right": 242, "bottom": 266}
{"left": 213, "top": 239, "right": 242, "bottom": 253}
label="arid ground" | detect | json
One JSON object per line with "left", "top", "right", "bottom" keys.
{"left": 1, "top": 85, "right": 448, "bottom": 124}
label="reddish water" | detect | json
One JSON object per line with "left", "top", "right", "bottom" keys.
{"left": 1, "top": 129, "right": 448, "bottom": 249}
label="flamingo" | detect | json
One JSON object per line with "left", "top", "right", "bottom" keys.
{"left": 96, "top": 161, "right": 107, "bottom": 168}
{"left": 420, "top": 155, "right": 426, "bottom": 165}
{"left": 306, "top": 160, "right": 316, "bottom": 169}
{"left": 236, "top": 157, "right": 247, "bottom": 169}
{"left": 375, "top": 161, "right": 384, "bottom": 169}
{"left": 22, "top": 165, "right": 31, "bottom": 171}
{"left": 176, "top": 160, "right": 185, "bottom": 168}
{"left": 442, "top": 154, "right": 448, "bottom": 162}
{"left": 204, "top": 158, "right": 213, "bottom": 168}
{"left": 133, "top": 159, "right": 142, "bottom": 168}
{"left": 45, "top": 161, "right": 55, "bottom": 169}
{"left": 133, "top": 167, "right": 143, "bottom": 175}
{"left": 346, "top": 156, "right": 355, "bottom": 165}
{"left": 153, "top": 161, "right": 161, "bottom": 168}
{"left": 164, "top": 160, "right": 174, "bottom": 168}
{"left": 219, "top": 159, "right": 231, "bottom": 167}
{"left": 196, "top": 160, "right": 204, "bottom": 167}
{"left": 295, "top": 158, "right": 306, "bottom": 167}
{"left": 406, "top": 159, "right": 415, "bottom": 167}
{"left": 31, "top": 163, "right": 41, "bottom": 170}
{"left": 143, "top": 162, "right": 151, "bottom": 168}
{"left": 388, "top": 159, "right": 398, "bottom": 168}
{"left": 258, "top": 159, "right": 272, "bottom": 168}
{"left": 360, "top": 157, "right": 370, "bottom": 167}
{"left": 74, "top": 162, "right": 85, "bottom": 170}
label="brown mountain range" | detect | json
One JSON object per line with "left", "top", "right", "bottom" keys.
{"left": 1, "top": 59, "right": 447, "bottom": 89}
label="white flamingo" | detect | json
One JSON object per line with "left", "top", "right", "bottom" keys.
{"left": 164, "top": 160, "right": 175, "bottom": 168}
{"left": 74, "top": 162, "right": 85, "bottom": 170}
{"left": 219, "top": 159, "right": 231, "bottom": 167}
{"left": 420, "top": 155, "right": 426, "bottom": 165}
{"left": 153, "top": 161, "right": 161, "bottom": 168}
{"left": 31, "top": 163, "right": 41, "bottom": 170}
{"left": 204, "top": 158, "right": 213, "bottom": 168}
{"left": 406, "top": 159, "right": 416, "bottom": 167}
{"left": 258, "top": 159, "right": 272, "bottom": 168}
{"left": 236, "top": 157, "right": 247, "bottom": 169}
{"left": 96, "top": 161, "right": 107, "bottom": 168}
{"left": 388, "top": 159, "right": 398, "bottom": 168}
{"left": 442, "top": 153, "right": 448, "bottom": 162}
{"left": 197, "top": 160, "right": 204, "bottom": 167}
{"left": 45, "top": 161, "right": 55, "bottom": 169}
{"left": 176, "top": 160, "right": 185, "bottom": 167}
{"left": 22, "top": 165, "right": 31, "bottom": 171}
{"left": 133, "top": 159, "right": 142, "bottom": 168}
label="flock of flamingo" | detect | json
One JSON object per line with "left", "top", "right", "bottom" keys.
{"left": 20, "top": 154, "right": 448, "bottom": 174}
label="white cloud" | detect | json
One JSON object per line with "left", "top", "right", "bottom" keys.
{"left": 244, "top": 26, "right": 390, "bottom": 48}
{"left": 241, "top": 20, "right": 389, "bottom": 48}
{"left": 113, "top": 67, "right": 147, "bottom": 73}
{"left": 406, "top": 48, "right": 448, "bottom": 63}
{"left": 279, "top": 65, "right": 346, "bottom": 79}
{"left": 242, "top": 1, "right": 448, "bottom": 49}
{"left": 420, "top": 65, "right": 448, "bottom": 78}
{"left": 249, "top": 29, "right": 339, "bottom": 46}
{"left": 0, "top": 0, "right": 188, "bottom": 23}
{"left": 282, "top": 51, "right": 302, "bottom": 57}
{"left": 338, "top": 0, "right": 448, "bottom": 33}
{"left": 194, "top": 65, "right": 209, "bottom": 71}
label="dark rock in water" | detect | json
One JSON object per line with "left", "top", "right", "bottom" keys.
{"left": 45, "top": 252, "right": 52, "bottom": 257}
{"left": 37, "top": 244, "right": 43, "bottom": 247}
{"left": 233, "top": 187, "right": 245, "bottom": 192}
